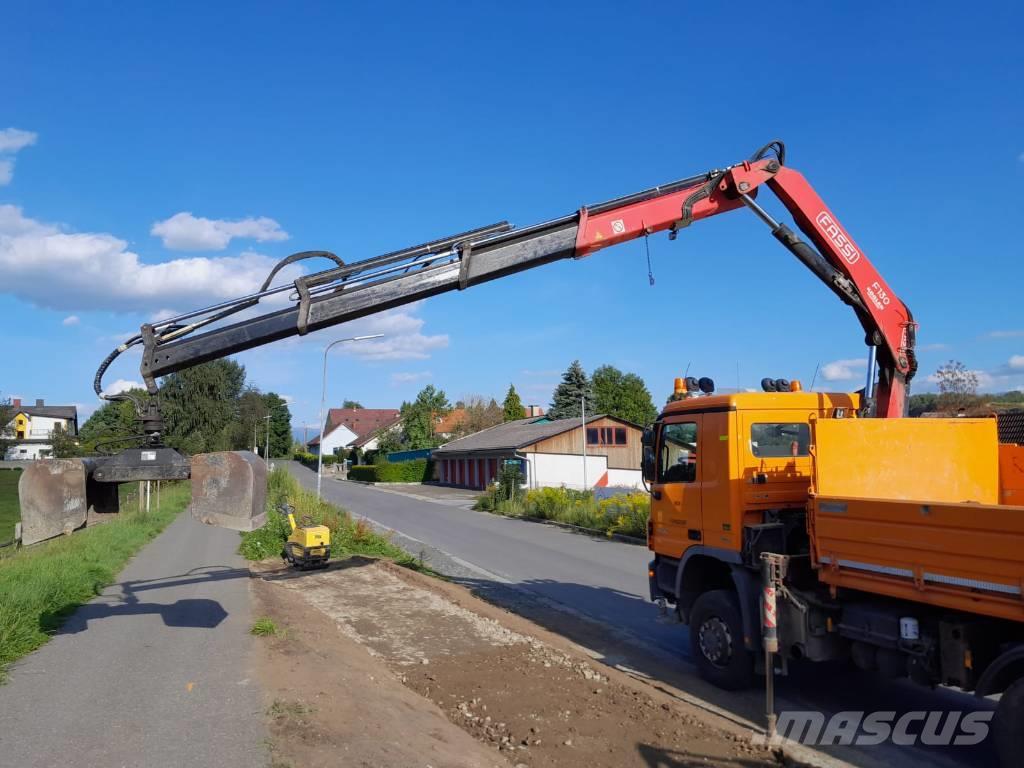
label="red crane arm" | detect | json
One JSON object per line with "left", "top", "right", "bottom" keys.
{"left": 575, "top": 155, "right": 916, "bottom": 417}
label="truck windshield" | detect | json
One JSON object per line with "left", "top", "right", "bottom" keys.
{"left": 750, "top": 423, "right": 810, "bottom": 457}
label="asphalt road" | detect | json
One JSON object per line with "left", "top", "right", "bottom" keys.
{"left": 0, "top": 513, "right": 264, "bottom": 768}
{"left": 292, "top": 465, "right": 999, "bottom": 768}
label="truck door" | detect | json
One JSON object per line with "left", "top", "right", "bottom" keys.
{"left": 651, "top": 417, "right": 703, "bottom": 558}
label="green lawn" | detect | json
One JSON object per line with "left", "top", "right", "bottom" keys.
{"left": 0, "top": 469, "right": 21, "bottom": 546}
{"left": 0, "top": 481, "right": 189, "bottom": 676}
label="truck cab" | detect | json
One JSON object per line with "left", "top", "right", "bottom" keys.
{"left": 644, "top": 388, "right": 859, "bottom": 688}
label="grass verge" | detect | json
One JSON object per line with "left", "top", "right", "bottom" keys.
{"left": 0, "top": 481, "right": 189, "bottom": 676}
{"left": 474, "top": 485, "right": 650, "bottom": 538}
{"left": 0, "top": 469, "right": 22, "bottom": 545}
{"left": 239, "top": 468, "right": 431, "bottom": 572}
{"left": 251, "top": 616, "right": 280, "bottom": 636}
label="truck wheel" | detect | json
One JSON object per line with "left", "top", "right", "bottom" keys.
{"left": 994, "top": 677, "right": 1024, "bottom": 767}
{"left": 690, "top": 589, "right": 754, "bottom": 690}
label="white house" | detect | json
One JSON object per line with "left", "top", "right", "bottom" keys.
{"left": 308, "top": 407, "right": 401, "bottom": 456}
{"left": 3, "top": 399, "right": 79, "bottom": 460}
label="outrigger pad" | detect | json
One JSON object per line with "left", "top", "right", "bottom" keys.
{"left": 190, "top": 451, "right": 267, "bottom": 532}
{"left": 18, "top": 459, "right": 120, "bottom": 546}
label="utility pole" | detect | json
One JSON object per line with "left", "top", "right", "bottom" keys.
{"left": 581, "top": 394, "right": 588, "bottom": 490}
{"left": 253, "top": 422, "right": 258, "bottom": 456}
{"left": 264, "top": 414, "right": 271, "bottom": 466}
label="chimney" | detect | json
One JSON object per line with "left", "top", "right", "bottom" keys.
{"left": 12, "top": 398, "right": 21, "bottom": 408}
{"left": 35, "top": 399, "right": 44, "bottom": 407}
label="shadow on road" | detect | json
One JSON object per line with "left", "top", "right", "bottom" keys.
{"left": 636, "top": 743, "right": 768, "bottom": 768}
{"left": 46, "top": 565, "right": 249, "bottom": 635}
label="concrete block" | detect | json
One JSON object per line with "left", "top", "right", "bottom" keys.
{"left": 190, "top": 451, "right": 267, "bottom": 532}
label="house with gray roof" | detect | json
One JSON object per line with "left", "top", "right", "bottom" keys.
{"left": 3, "top": 398, "right": 79, "bottom": 460}
{"left": 432, "top": 414, "right": 642, "bottom": 490}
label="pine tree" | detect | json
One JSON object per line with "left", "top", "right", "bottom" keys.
{"left": 502, "top": 384, "right": 525, "bottom": 422}
{"left": 263, "top": 392, "right": 292, "bottom": 458}
{"left": 548, "top": 360, "right": 595, "bottom": 420}
{"left": 159, "top": 360, "right": 246, "bottom": 454}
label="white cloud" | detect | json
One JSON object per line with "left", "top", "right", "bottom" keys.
{"left": 62, "top": 315, "right": 80, "bottom": 326}
{"left": 820, "top": 358, "right": 868, "bottom": 381}
{"left": 325, "top": 303, "right": 449, "bottom": 361}
{"left": 0, "top": 128, "right": 37, "bottom": 186}
{"left": 102, "top": 378, "right": 142, "bottom": 396}
{"left": 988, "top": 330, "right": 1024, "bottom": 338}
{"left": 0, "top": 128, "right": 37, "bottom": 153}
{"left": 390, "top": 371, "right": 432, "bottom": 385}
{"left": 0, "top": 205, "right": 305, "bottom": 312}
{"left": 151, "top": 212, "right": 289, "bottom": 251}
{"left": 1009, "top": 355, "right": 1024, "bottom": 370}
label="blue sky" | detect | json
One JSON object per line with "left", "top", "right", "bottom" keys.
{"left": 2, "top": 1, "right": 1022, "bottom": 430}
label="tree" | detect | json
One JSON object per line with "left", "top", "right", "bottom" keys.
{"left": 79, "top": 394, "right": 146, "bottom": 453}
{"left": 49, "top": 423, "right": 81, "bottom": 458}
{"left": 342, "top": 399, "right": 363, "bottom": 409}
{"left": 221, "top": 388, "right": 269, "bottom": 453}
{"left": 375, "top": 428, "right": 405, "bottom": 456}
{"left": 934, "top": 360, "right": 982, "bottom": 414}
{"left": 399, "top": 384, "right": 451, "bottom": 449}
{"left": 502, "top": 384, "right": 525, "bottom": 422}
{"left": 460, "top": 395, "right": 504, "bottom": 436}
{"left": 592, "top": 365, "right": 658, "bottom": 425}
{"left": 263, "top": 392, "right": 292, "bottom": 458}
{"left": 0, "top": 396, "right": 14, "bottom": 457}
{"left": 548, "top": 360, "right": 594, "bottom": 421}
{"left": 908, "top": 393, "right": 939, "bottom": 417}
{"left": 159, "top": 360, "right": 246, "bottom": 455}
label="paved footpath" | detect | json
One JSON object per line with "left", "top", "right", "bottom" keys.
{"left": 0, "top": 513, "right": 265, "bottom": 768}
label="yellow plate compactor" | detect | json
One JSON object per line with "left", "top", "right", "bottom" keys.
{"left": 280, "top": 504, "right": 330, "bottom": 569}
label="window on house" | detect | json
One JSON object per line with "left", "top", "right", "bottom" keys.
{"left": 587, "top": 426, "right": 630, "bottom": 446}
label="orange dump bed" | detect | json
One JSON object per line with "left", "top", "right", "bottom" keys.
{"left": 809, "top": 418, "right": 1024, "bottom": 623}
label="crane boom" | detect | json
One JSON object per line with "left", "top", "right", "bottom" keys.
{"left": 100, "top": 141, "right": 916, "bottom": 432}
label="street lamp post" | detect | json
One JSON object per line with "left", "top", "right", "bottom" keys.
{"left": 317, "top": 334, "right": 384, "bottom": 500}
{"left": 263, "top": 414, "right": 271, "bottom": 466}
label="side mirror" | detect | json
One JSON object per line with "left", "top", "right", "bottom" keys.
{"left": 641, "top": 425, "right": 657, "bottom": 482}
{"left": 642, "top": 447, "right": 656, "bottom": 483}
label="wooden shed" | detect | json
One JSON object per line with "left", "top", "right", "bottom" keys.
{"left": 432, "top": 414, "right": 643, "bottom": 490}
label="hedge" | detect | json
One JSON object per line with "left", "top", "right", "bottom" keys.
{"left": 348, "top": 458, "right": 433, "bottom": 483}
{"left": 293, "top": 451, "right": 339, "bottom": 470}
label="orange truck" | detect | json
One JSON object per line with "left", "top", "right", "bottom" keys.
{"left": 644, "top": 385, "right": 1024, "bottom": 761}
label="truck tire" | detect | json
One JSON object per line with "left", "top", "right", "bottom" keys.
{"left": 690, "top": 589, "right": 754, "bottom": 690}
{"left": 994, "top": 677, "right": 1024, "bottom": 767}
